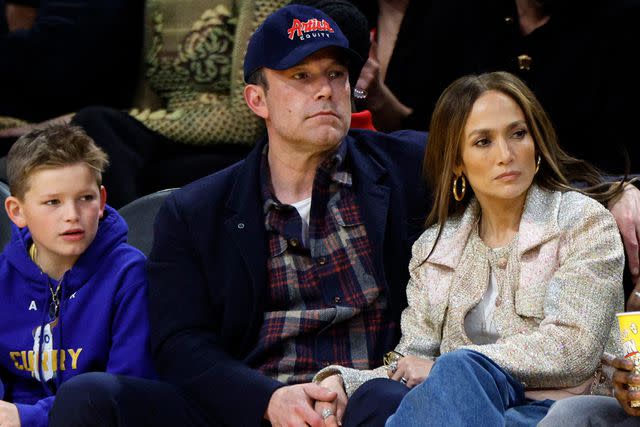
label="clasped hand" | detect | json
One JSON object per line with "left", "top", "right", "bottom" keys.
{"left": 266, "top": 380, "right": 346, "bottom": 427}
{"left": 387, "top": 354, "right": 435, "bottom": 388}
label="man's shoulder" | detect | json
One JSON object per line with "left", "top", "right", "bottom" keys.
{"left": 347, "top": 128, "right": 428, "bottom": 157}
{"left": 176, "top": 160, "right": 245, "bottom": 201}
{"left": 161, "top": 159, "right": 251, "bottom": 225}
{"left": 346, "top": 129, "right": 428, "bottom": 182}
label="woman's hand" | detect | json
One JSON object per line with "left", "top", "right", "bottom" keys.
{"left": 388, "top": 355, "right": 435, "bottom": 388}
{"left": 314, "top": 375, "right": 348, "bottom": 426}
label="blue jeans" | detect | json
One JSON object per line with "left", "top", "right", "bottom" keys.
{"left": 539, "top": 395, "right": 640, "bottom": 427}
{"left": 385, "top": 349, "right": 553, "bottom": 427}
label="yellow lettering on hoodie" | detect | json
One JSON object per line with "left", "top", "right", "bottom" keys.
{"left": 10, "top": 352, "right": 23, "bottom": 370}
{"left": 68, "top": 348, "right": 82, "bottom": 369}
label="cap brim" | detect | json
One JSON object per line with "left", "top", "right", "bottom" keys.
{"left": 247, "top": 42, "right": 362, "bottom": 84}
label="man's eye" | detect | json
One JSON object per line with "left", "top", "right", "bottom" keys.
{"left": 328, "top": 70, "right": 345, "bottom": 79}
{"left": 292, "top": 72, "right": 308, "bottom": 80}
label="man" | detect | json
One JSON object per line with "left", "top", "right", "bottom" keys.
{"left": 145, "top": 4, "right": 430, "bottom": 425}
{"left": 49, "top": 5, "right": 429, "bottom": 426}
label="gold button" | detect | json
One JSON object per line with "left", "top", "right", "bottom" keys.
{"left": 496, "top": 257, "right": 508, "bottom": 269}
{"left": 495, "top": 298, "right": 502, "bottom": 307}
{"left": 289, "top": 239, "right": 299, "bottom": 247}
{"left": 518, "top": 54, "right": 532, "bottom": 71}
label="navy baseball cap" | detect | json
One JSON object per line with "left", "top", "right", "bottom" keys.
{"left": 243, "top": 4, "right": 362, "bottom": 83}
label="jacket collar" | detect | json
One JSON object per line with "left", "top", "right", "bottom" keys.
{"left": 423, "top": 185, "right": 562, "bottom": 269}
{"left": 223, "top": 133, "right": 391, "bottom": 293}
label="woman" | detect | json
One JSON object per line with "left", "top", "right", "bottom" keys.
{"left": 314, "top": 71, "right": 625, "bottom": 426}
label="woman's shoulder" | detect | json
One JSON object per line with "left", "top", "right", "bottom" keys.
{"left": 555, "top": 188, "right": 616, "bottom": 229}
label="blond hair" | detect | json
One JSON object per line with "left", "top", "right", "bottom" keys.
{"left": 6, "top": 124, "right": 109, "bottom": 199}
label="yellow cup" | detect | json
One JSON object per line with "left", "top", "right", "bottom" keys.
{"left": 616, "top": 311, "right": 640, "bottom": 407}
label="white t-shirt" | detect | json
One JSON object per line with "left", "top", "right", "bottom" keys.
{"left": 291, "top": 197, "right": 312, "bottom": 246}
{"left": 464, "top": 267, "right": 500, "bottom": 345}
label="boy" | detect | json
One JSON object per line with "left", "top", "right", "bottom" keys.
{"left": 0, "top": 124, "right": 154, "bottom": 427}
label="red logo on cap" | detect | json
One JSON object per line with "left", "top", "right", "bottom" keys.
{"left": 287, "top": 18, "right": 334, "bottom": 40}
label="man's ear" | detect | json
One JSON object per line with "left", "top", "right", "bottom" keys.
{"left": 243, "top": 84, "right": 269, "bottom": 119}
{"left": 98, "top": 185, "right": 107, "bottom": 219}
{"left": 5, "top": 196, "right": 27, "bottom": 228}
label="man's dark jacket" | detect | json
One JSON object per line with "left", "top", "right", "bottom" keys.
{"left": 147, "top": 129, "right": 430, "bottom": 426}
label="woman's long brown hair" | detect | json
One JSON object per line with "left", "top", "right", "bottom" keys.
{"left": 424, "top": 71, "right": 627, "bottom": 234}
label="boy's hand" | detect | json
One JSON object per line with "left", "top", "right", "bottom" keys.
{"left": 0, "top": 400, "right": 21, "bottom": 427}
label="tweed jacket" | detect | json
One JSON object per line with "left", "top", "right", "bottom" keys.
{"left": 317, "top": 185, "right": 624, "bottom": 400}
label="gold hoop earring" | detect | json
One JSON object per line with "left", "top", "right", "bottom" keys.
{"left": 535, "top": 156, "right": 541, "bottom": 174}
{"left": 452, "top": 175, "right": 466, "bottom": 202}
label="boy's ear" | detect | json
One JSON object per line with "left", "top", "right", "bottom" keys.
{"left": 99, "top": 185, "right": 107, "bottom": 219}
{"left": 5, "top": 196, "right": 27, "bottom": 228}
{"left": 243, "top": 84, "right": 269, "bottom": 119}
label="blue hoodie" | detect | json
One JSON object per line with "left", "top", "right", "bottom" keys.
{"left": 0, "top": 205, "right": 155, "bottom": 427}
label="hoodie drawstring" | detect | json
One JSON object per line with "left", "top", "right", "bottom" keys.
{"left": 36, "top": 273, "right": 65, "bottom": 396}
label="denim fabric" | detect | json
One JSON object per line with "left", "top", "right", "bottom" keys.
{"left": 385, "top": 349, "right": 553, "bottom": 427}
{"left": 539, "top": 395, "right": 640, "bottom": 427}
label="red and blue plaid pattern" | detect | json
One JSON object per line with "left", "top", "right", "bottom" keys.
{"left": 254, "top": 143, "right": 394, "bottom": 384}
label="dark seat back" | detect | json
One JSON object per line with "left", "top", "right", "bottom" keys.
{"left": 118, "top": 188, "right": 177, "bottom": 256}
{"left": 0, "top": 181, "right": 12, "bottom": 251}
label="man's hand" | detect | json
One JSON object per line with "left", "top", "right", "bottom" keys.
{"left": 0, "top": 400, "right": 21, "bottom": 427}
{"left": 388, "top": 355, "right": 434, "bottom": 388}
{"left": 265, "top": 383, "right": 337, "bottom": 427}
{"left": 0, "top": 114, "right": 74, "bottom": 140}
{"left": 5, "top": 4, "right": 37, "bottom": 32}
{"left": 315, "top": 375, "right": 347, "bottom": 427}
{"left": 604, "top": 353, "right": 640, "bottom": 417}
{"left": 354, "top": 36, "right": 412, "bottom": 132}
{"left": 608, "top": 184, "right": 640, "bottom": 310}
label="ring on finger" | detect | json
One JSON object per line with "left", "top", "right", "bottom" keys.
{"left": 321, "top": 408, "right": 334, "bottom": 420}
{"left": 384, "top": 350, "right": 404, "bottom": 366}
{"left": 400, "top": 377, "right": 408, "bottom": 385}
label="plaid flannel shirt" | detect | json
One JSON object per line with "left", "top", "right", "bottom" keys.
{"left": 254, "top": 142, "right": 394, "bottom": 384}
